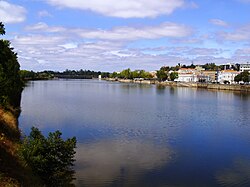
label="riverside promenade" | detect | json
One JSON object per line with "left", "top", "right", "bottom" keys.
{"left": 105, "top": 78, "right": 250, "bottom": 92}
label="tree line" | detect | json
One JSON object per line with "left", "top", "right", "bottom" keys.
{"left": 109, "top": 68, "right": 153, "bottom": 79}
{"left": 19, "top": 69, "right": 110, "bottom": 80}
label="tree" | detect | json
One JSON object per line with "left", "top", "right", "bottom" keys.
{"left": 21, "top": 127, "right": 77, "bottom": 186}
{"left": 156, "top": 69, "right": 168, "bottom": 82}
{"left": 234, "top": 71, "right": 250, "bottom": 83}
{"left": 170, "top": 72, "right": 178, "bottom": 81}
{"left": 0, "top": 22, "right": 23, "bottom": 107}
{"left": 110, "top": 72, "right": 120, "bottom": 78}
{"left": 169, "top": 64, "right": 180, "bottom": 71}
{"left": 234, "top": 74, "right": 242, "bottom": 83}
{"left": 0, "top": 22, "right": 5, "bottom": 35}
{"left": 202, "top": 63, "right": 217, "bottom": 70}
{"left": 19, "top": 70, "right": 36, "bottom": 80}
{"left": 120, "top": 68, "right": 132, "bottom": 79}
{"left": 189, "top": 63, "right": 196, "bottom": 69}
{"left": 159, "top": 66, "right": 170, "bottom": 72}
{"left": 241, "top": 71, "right": 250, "bottom": 83}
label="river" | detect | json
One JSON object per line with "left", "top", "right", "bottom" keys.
{"left": 19, "top": 79, "right": 250, "bottom": 187}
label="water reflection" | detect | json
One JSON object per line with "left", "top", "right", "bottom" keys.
{"left": 156, "top": 85, "right": 166, "bottom": 94}
{"left": 216, "top": 158, "right": 250, "bottom": 187}
{"left": 19, "top": 80, "right": 250, "bottom": 187}
{"left": 74, "top": 139, "right": 173, "bottom": 187}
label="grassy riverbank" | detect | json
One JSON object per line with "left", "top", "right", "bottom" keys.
{"left": 0, "top": 107, "right": 43, "bottom": 186}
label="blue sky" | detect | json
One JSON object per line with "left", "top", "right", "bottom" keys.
{"left": 1, "top": 0, "right": 250, "bottom": 71}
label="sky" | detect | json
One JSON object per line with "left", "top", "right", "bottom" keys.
{"left": 1, "top": 0, "right": 250, "bottom": 72}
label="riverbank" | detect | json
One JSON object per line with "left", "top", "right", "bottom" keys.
{"left": 0, "top": 106, "right": 42, "bottom": 186}
{"left": 105, "top": 78, "right": 250, "bottom": 92}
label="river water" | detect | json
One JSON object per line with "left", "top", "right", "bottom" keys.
{"left": 19, "top": 80, "right": 250, "bottom": 187}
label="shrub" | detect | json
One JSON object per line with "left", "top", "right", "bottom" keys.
{"left": 20, "top": 127, "right": 76, "bottom": 186}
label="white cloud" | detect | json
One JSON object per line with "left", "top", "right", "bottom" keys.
{"left": 209, "top": 19, "right": 228, "bottom": 27}
{"left": 186, "top": 48, "right": 223, "bottom": 56}
{"left": 218, "top": 24, "right": 250, "bottom": 41}
{"left": 10, "top": 30, "right": 242, "bottom": 71}
{"left": 11, "top": 22, "right": 249, "bottom": 71}
{"left": 46, "top": 0, "right": 187, "bottom": 18}
{"left": 234, "top": 48, "right": 250, "bottom": 56}
{"left": 25, "top": 22, "right": 66, "bottom": 33}
{"left": 79, "top": 23, "right": 192, "bottom": 40}
{"left": 13, "top": 34, "right": 67, "bottom": 45}
{"left": 59, "top": 43, "right": 78, "bottom": 49}
{"left": 26, "top": 22, "right": 192, "bottom": 41}
{"left": 0, "top": 1, "right": 26, "bottom": 23}
{"left": 108, "top": 50, "right": 136, "bottom": 57}
{"left": 38, "top": 10, "right": 53, "bottom": 18}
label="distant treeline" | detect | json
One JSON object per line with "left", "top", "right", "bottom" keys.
{"left": 19, "top": 69, "right": 110, "bottom": 80}
{"left": 109, "top": 69, "right": 153, "bottom": 79}
{"left": 19, "top": 63, "right": 243, "bottom": 82}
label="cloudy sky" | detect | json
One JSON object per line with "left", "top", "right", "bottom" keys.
{"left": 1, "top": 0, "right": 250, "bottom": 71}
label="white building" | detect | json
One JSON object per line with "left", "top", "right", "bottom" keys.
{"left": 176, "top": 73, "right": 198, "bottom": 82}
{"left": 240, "top": 64, "right": 250, "bottom": 72}
{"left": 175, "top": 68, "right": 198, "bottom": 82}
{"left": 217, "top": 70, "right": 239, "bottom": 84}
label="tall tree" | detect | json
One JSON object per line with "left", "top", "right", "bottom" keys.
{"left": 0, "top": 22, "right": 23, "bottom": 107}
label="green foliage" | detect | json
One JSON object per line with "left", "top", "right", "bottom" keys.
{"left": 20, "top": 127, "right": 77, "bottom": 186}
{"left": 169, "top": 65, "right": 180, "bottom": 71}
{"left": 159, "top": 66, "right": 170, "bottom": 72}
{"left": 109, "top": 71, "right": 119, "bottom": 78}
{"left": 170, "top": 72, "right": 178, "bottom": 81}
{"left": 110, "top": 69, "right": 153, "bottom": 79}
{"left": 234, "top": 71, "right": 250, "bottom": 83}
{"left": 202, "top": 63, "right": 218, "bottom": 71}
{"left": 120, "top": 68, "right": 132, "bottom": 79}
{"left": 101, "top": 72, "right": 110, "bottom": 78}
{"left": 156, "top": 69, "right": 168, "bottom": 82}
{"left": 0, "top": 23, "right": 23, "bottom": 107}
{"left": 57, "top": 69, "right": 107, "bottom": 79}
{"left": 234, "top": 74, "right": 242, "bottom": 83}
{"left": 19, "top": 70, "right": 36, "bottom": 80}
{"left": 156, "top": 66, "right": 179, "bottom": 82}
{"left": 132, "top": 70, "right": 153, "bottom": 79}
{"left": 19, "top": 69, "right": 110, "bottom": 80}
{"left": 0, "top": 22, "right": 5, "bottom": 35}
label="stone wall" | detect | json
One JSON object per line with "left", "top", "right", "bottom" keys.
{"left": 105, "top": 78, "right": 250, "bottom": 92}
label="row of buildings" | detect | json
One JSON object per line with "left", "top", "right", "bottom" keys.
{"left": 173, "top": 63, "right": 250, "bottom": 84}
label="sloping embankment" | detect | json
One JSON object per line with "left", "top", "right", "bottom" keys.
{"left": 0, "top": 107, "right": 42, "bottom": 186}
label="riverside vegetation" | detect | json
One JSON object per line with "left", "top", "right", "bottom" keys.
{"left": 0, "top": 22, "right": 77, "bottom": 186}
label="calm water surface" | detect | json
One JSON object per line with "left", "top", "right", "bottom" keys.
{"left": 19, "top": 80, "right": 250, "bottom": 187}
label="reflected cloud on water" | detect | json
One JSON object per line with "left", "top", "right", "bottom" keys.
{"left": 216, "top": 158, "right": 250, "bottom": 187}
{"left": 74, "top": 139, "right": 173, "bottom": 187}
{"left": 20, "top": 80, "right": 250, "bottom": 187}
